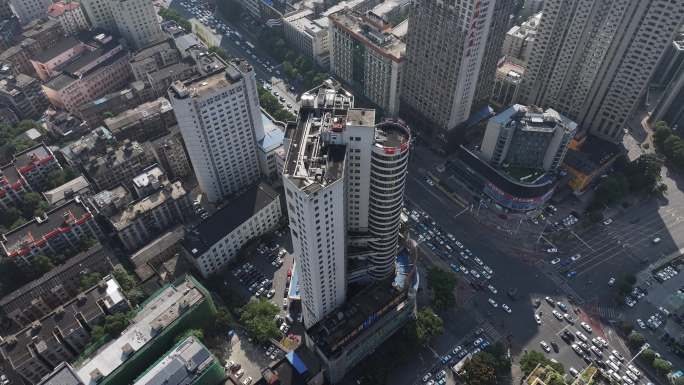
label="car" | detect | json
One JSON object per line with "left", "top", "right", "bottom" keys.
{"left": 267, "top": 289, "right": 275, "bottom": 298}
{"left": 502, "top": 304, "right": 512, "bottom": 313}
{"left": 547, "top": 248, "right": 558, "bottom": 253}
{"left": 590, "top": 345, "right": 603, "bottom": 357}
{"left": 564, "top": 313, "right": 574, "bottom": 323}
{"left": 556, "top": 302, "right": 568, "bottom": 312}
{"left": 569, "top": 368, "right": 579, "bottom": 377}
{"left": 473, "top": 338, "right": 484, "bottom": 346}
{"left": 552, "top": 310, "right": 564, "bottom": 320}
{"left": 550, "top": 257, "right": 561, "bottom": 265}
{"left": 452, "top": 345, "right": 463, "bottom": 355}
{"left": 474, "top": 257, "right": 484, "bottom": 266}
{"left": 580, "top": 322, "right": 593, "bottom": 333}
{"left": 603, "top": 218, "right": 613, "bottom": 225}
{"left": 625, "top": 371, "right": 638, "bottom": 382}
{"left": 571, "top": 254, "right": 581, "bottom": 261}
{"left": 636, "top": 318, "right": 646, "bottom": 329}
{"left": 545, "top": 296, "right": 555, "bottom": 305}
{"left": 627, "top": 364, "right": 641, "bottom": 377}
{"left": 566, "top": 270, "right": 577, "bottom": 278}
{"left": 575, "top": 331, "right": 588, "bottom": 342}
{"left": 425, "top": 177, "right": 435, "bottom": 186}
{"left": 471, "top": 270, "right": 481, "bottom": 279}
{"left": 653, "top": 237, "right": 661, "bottom": 244}
{"left": 242, "top": 376, "right": 253, "bottom": 385}
{"left": 236, "top": 368, "right": 245, "bottom": 378}
{"left": 282, "top": 298, "right": 288, "bottom": 309}
{"left": 611, "top": 350, "right": 624, "bottom": 361}
{"left": 535, "top": 314, "right": 542, "bottom": 325}
{"left": 226, "top": 360, "right": 235, "bottom": 370}
{"left": 488, "top": 298, "right": 498, "bottom": 308}
{"left": 608, "top": 277, "right": 616, "bottom": 286}
{"left": 540, "top": 341, "right": 551, "bottom": 352}
{"left": 571, "top": 343, "right": 583, "bottom": 355}
{"left": 488, "top": 284, "right": 498, "bottom": 294}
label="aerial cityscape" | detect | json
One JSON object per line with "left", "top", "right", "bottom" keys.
{"left": 0, "top": 0, "right": 682, "bottom": 385}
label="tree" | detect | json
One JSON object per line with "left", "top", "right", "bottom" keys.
{"left": 520, "top": 350, "right": 564, "bottom": 376}
{"left": 654, "top": 122, "right": 673, "bottom": 151}
{"left": 407, "top": 308, "right": 443, "bottom": 346}
{"left": 461, "top": 354, "right": 497, "bottom": 385}
{"left": 427, "top": 268, "right": 458, "bottom": 310}
{"left": 113, "top": 266, "right": 145, "bottom": 306}
{"left": 21, "top": 192, "right": 47, "bottom": 218}
{"left": 79, "top": 272, "right": 104, "bottom": 291}
{"left": 591, "top": 174, "right": 629, "bottom": 209}
{"left": 175, "top": 328, "right": 204, "bottom": 343}
{"left": 627, "top": 331, "right": 646, "bottom": 348}
{"left": 32, "top": 254, "right": 55, "bottom": 275}
{"left": 240, "top": 299, "right": 280, "bottom": 343}
{"left": 640, "top": 348, "right": 656, "bottom": 363}
{"left": 44, "top": 168, "right": 76, "bottom": 189}
{"left": 652, "top": 358, "right": 673, "bottom": 375}
{"left": 210, "top": 306, "right": 236, "bottom": 335}
{"left": 158, "top": 7, "right": 192, "bottom": 31}
{"left": 0, "top": 207, "right": 21, "bottom": 230}
{"left": 102, "top": 311, "right": 133, "bottom": 336}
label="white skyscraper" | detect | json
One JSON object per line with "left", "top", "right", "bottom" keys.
{"left": 8, "top": 0, "right": 52, "bottom": 24}
{"left": 517, "top": 0, "right": 684, "bottom": 142}
{"left": 112, "top": 0, "right": 165, "bottom": 49}
{"left": 169, "top": 60, "right": 264, "bottom": 203}
{"left": 283, "top": 81, "right": 410, "bottom": 328}
{"left": 79, "top": 0, "right": 117, "bottom": 31}
{"left": 400, "top": 0, "right": 500, "bottom": 132}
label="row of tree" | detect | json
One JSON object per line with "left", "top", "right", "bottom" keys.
{"left": 158, "top": 7, "right": 192, "bottom": 31}
{"left": 257, "top": 32, "right": 328, "bottom": 90}
{"left": 654, "top": 121, "right": 684, "bottom": 170}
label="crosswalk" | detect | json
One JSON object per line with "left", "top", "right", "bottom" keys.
{"left": 586, "top": 303, "right": 624, "bottom": 322}
{"left": 471, "top": 311, "right": 503, "bottom": 342}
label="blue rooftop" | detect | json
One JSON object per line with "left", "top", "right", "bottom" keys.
{"left": 286, "top": 351, "right": 308, "bottom": 375}
{"left": 288, "top": 261, "right": 300, "bottom": 300}
{"left": 258, "top": 112, "right": 285, "bottom": 153}
{"left": 393, "top": 249, "right": 415, "bottom": 290}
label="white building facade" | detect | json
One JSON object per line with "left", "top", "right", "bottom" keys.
{"left": 169, "top": 60, "right": 264, "bottom": 203}
{"left": 79, "top": 0, "right": 116, "bottom": 31}
{"left": 517, "top": 0, "right": 684, "bottom": 142}
{"left": 47, "top": 1, "right": 91, "bottom": 36}
{"left": 8, "top": 0, "right": 51, "bottom": 24}
{"left": 111, "top": 0, "right": 166, "bottom": 49}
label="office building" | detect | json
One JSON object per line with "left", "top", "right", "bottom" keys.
{"left": 168, "top": 60, "right": 263, "bottom": 203}
{"left": 328, "top": 9, "right": 405, "bottom": 116}
{"left": 48, "top": 1, "right": 91, "bottom": 36}
{"left": 8, "top": 0, "right": 51, "bottom": 24}
{"left": 183, "top": 183, "right": 281, "bottom": 278}
{"left": 401, "top": 0, "right": 500, "bottom": 132}
{"left": 282, "top": 81, "right": 411, "bottom": 328}
{"left": 1, "top": 276, "right": 128, "bottom": 384}
{"left": 112, "top": 0, "right": 166, "bottom": 50}
{"left": 0, "top": 244, "right": 116, "bottom": 327}
{"left": 73, "top": 275, "right": 216, "bottom": 385}
{"left": 0, "top": 72, "right": 49, "bottom": 120}
{"left": 501, "top": 12, "right": 540, "bottom": 67}
{"left": 649, "top": 29, "right": 684, "bottom": 128}
{"left": 110, "top": 180, "right": 191, "bottom": 252}
{"left": 480, "top": 104, "right": 576, "bottom": 173}
{"left": 131, "top": 336, "right": 225, "bottom": 385}
{"left": 79, "top": 0, "right": 116, "bottom": 31}
{"left": 517, "top": 0, "right": 684, "bottom": 142}
{"left": 82, "top": 140, "right": 155, "bottom": 191}
{"left": 1, "top": 197, "right": 103, "bottom": 271}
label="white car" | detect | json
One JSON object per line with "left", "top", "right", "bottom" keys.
{"left": 474, "top": 257, "right": 484, "bottom": 266}
{"left": 242, "top": 376, "right": 253, "bottom": 385}
{"left": 627, "top": 364, "right": 641, "bottom": 377}
{"left": 552, "top": 310, "right": 564, "bottom": 320}
{"left": 569, "top": 368, "right": 579, "bottom": 377}
{"left": 625, "top": 371, "right": 638, "bottom": 382}
{"left": 545, "top": 296, "right": 555, "bottom": 305}
{"left": 636, "top": 318, "right": 646, "bottom": 329}
{"left": 550, "top": 257, "right": 561, "bottom": 265}
{"left": 571, "top": 343, "right": 583, "bottom": 355}
{"left": 471, "top": 270, "right": 481, "bottom": 279}
{"left": 603, "top": 218, "right": 613, "bottom": 225}
{"left": 580, "top": 322, "right": 593, "bottom": 333}
{"left": 564, "top": 313, "right": 574, "bottom": 323}
{"left": 571, "top": 254, "right": 582, "bottom": 261}
{"left": 502, "top": 304, "right": 512, "bottom": 313}
{"left": 608, "top": 277, "right": 616, "bottom": 286}
{"left": 611, "top": 350, "right": 625, "bottom": 361}
{"left": 535, "top": 314, "right": 542, "bottom": 325}
{"left": 575, "top": 330, "right": 588, "bottom": 342}
{"left": 488, "top": 285, "right": 498, "bottom": 294}
{"left": 540, "top": 340, "right": 551, "bottom": 352}
{"left": 547, "top": 248, "right": 558, "bottom": 253}
{"left": 488, "top": 298, "right": 498, "bottom": 308}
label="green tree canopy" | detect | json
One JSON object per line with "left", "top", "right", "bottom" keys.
{"left": 520, "top": 350, "right": 564, "bottom": 376}
{"left": 627, "top": 331, "right": 646, "bottom": 348}
{"left": 32, "top": 254, "right": 55, "bottom": 275}
{"left": 462, "top": 354, "right": 497, "bottom": 385}
{"left": 640, "top": 348, "right": 656, "bottom": 363}
{"left": 175, "top": 328, "right": 204, "bottom": 343}
{"left": 79, "top": 272, "right": 104, "bottom": 291}
{"left": 406, "top": 308, "right": 444, "bottom": 346}
{"left": 240, "top": 299, "right": 280, "bottom": 343}
{"left": 427, "top": 268, "right": 458, "bottom": 310}
{"left": 652, "top": 357, "right": 673, "bottom": 375}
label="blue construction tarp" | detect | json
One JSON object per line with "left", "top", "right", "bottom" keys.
{"left": 286, "top": 352, "right": 308, "bottom": 375}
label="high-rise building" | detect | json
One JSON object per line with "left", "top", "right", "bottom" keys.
{"left": 400, "top": 0, "right": 500, "bottom": 132}
{"left": 517, "top": 0, "right": 684, "bottom": 142}
{"left": 112, "top": 0, "right": 166, "bottom": 49}
{"left": 501, "top": 12, "right": 541, "bottom": 67}
{"left": 328, "top": 9, "right": 405, "bottom": 116}
{"left": 47, "top": 1, "right": 91, "bottom": 36}
{"left": 79, "top": 0, "right": 116, "bottom": 31}
{"left": 649, "top": 28, "right": 684, "bottom": 128}
{"left": 168, "top": 60, "right": 263, "bottom": 203}
{"left": 282, "top": 81, "right": 410, "bottom": 328}
{"left": 7, "top": 0, "right": 51, "bottom": 24}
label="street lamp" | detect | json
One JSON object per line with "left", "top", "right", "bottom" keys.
{"left": 627, "top": 343, "right": 650, "bottom": 366}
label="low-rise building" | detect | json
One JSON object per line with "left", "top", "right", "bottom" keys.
{"left": 42, "top": 175, "right": 92, "bottom": 207}
{"left": 103, "top": 97, "right": 176, "bottom": 142}
{"left": 183, "top": 183, "right": 281, "bottom": 278}
{"left": 131, "top": 336, "right": 225, "bottom": 385}
{"left": 0, "top": 244, "right": 116, "bottom": 327}
{"left": 562, "top": 135, "right": 623, "bottom": 194}
{"left": 88, "top": 185, "right": 132, "bottom": 216}
{"left": 47, "top": 1, "right": 90, "bottom": 36}
{"left": 0, "top": 275, "right": 128, "bottom": 384}
{"left": 131, "top": 165, "right": 165, "bottom": 198}
{"left": 129, "top": 39, "right": 181, "bottom": 81}
{"left": 0, "top": 197, "right": 103, "bottom": 270}
{"left": 42, "top": 109, "right": 90, "bottom": 138}
{"left": 21, "top": 19, "right": 64, "bottom": 51}
{"left": 151, "top": 128, "right": 192, "bottom": 181}
{"left": 73, "top": 275, "right": 215, "bottom": 385}
{"left": 0, "top": 45, "right": 36, "bottom": 76}
{"left": 283, "top": 9, "right": 330, "bottom": 67}
{"left": 129, "top": 226, "right": 184, "bottom": 281}
{"left": 75, "top": 81, "right": 152, "bottom": 128}
{"left": 257, "top": 112, "right": 285, "bottom": 180}
{"left": 329, "top": 9, "right": 405, "bottom": 116}
{"left": 59, "top": 126, "right": 115, "bottom": 166}
{"left": 7, "top": 143, "right": 62, "bottom": 192}
{"left": 82, "top": 140, "right": 155, "bottom": 191}
{"left": 110, "top": 180, "right": 191, "bottom": 252}
{"left": 0, "top": 71, "right": 49, "bottom": 120}
{"left": 41, "top": 33, "right": 132, "bottom": 113}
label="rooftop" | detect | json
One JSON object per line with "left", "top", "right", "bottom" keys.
{"left": 43, "top": 175, "right": 91, "bottom": 205}
{"left": 494, "top": 104, "right": 577, "bottom": 134}
{"left": 131, "top": 336, "right": 217, "bottom": 385}
{"left": 374, "top": 119, "right": 410, "bottom": 149}
{"left": 130, "top": 226, "right": 185, "bottom": 268}
{"left": 104, "top": 98, "right": 173, "bottom": 133}
{"left": 132, "top": 166, "right": 165, "bottom": 191}
{"left": 563, "top": 136, "right": 622, "bottom": 174}
{"left": 258, "top": 112, "right": 285, "bottom": 153}
{"left": 37, "top": 362, "right": 83, "bottom": 385}
{"left": 84, "top": 140, "right": 147, "bottom": 175}
{"left": 130, "top": 39, "right": 176, "bottom": 63}
{"left": 45, "top": 73, "right": 77, "bottom": 90}
{"left": 33, "top": 36, "right": 81, "bottom": 63}
{"left": 109, "top": 181, "right": 187, "bottom": 231}
{"left": 47, "top": 1, "right": 82, "bottom": 17}
{"left": 14, "top": 143, "right": 53, "bottom": 169}
{"left": 75, "top": 276, "right": 206, "bottom": 385}
{"left": 284, "top": 84, "right": 356, "bottom": 192}
{"left": 90, "top": 185, "right": 131, "bottom": 213}
{"left": 1, "top": 198, "right": 90, "bottom": 255}
{"left": 182, "top": 183, "right": 279, "bottom": 257}
{"left": 329, "top": 9, "right": 406, "bottom": 60}
{"left": 168, "top": 58, "right": 250, "bottom": 100}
